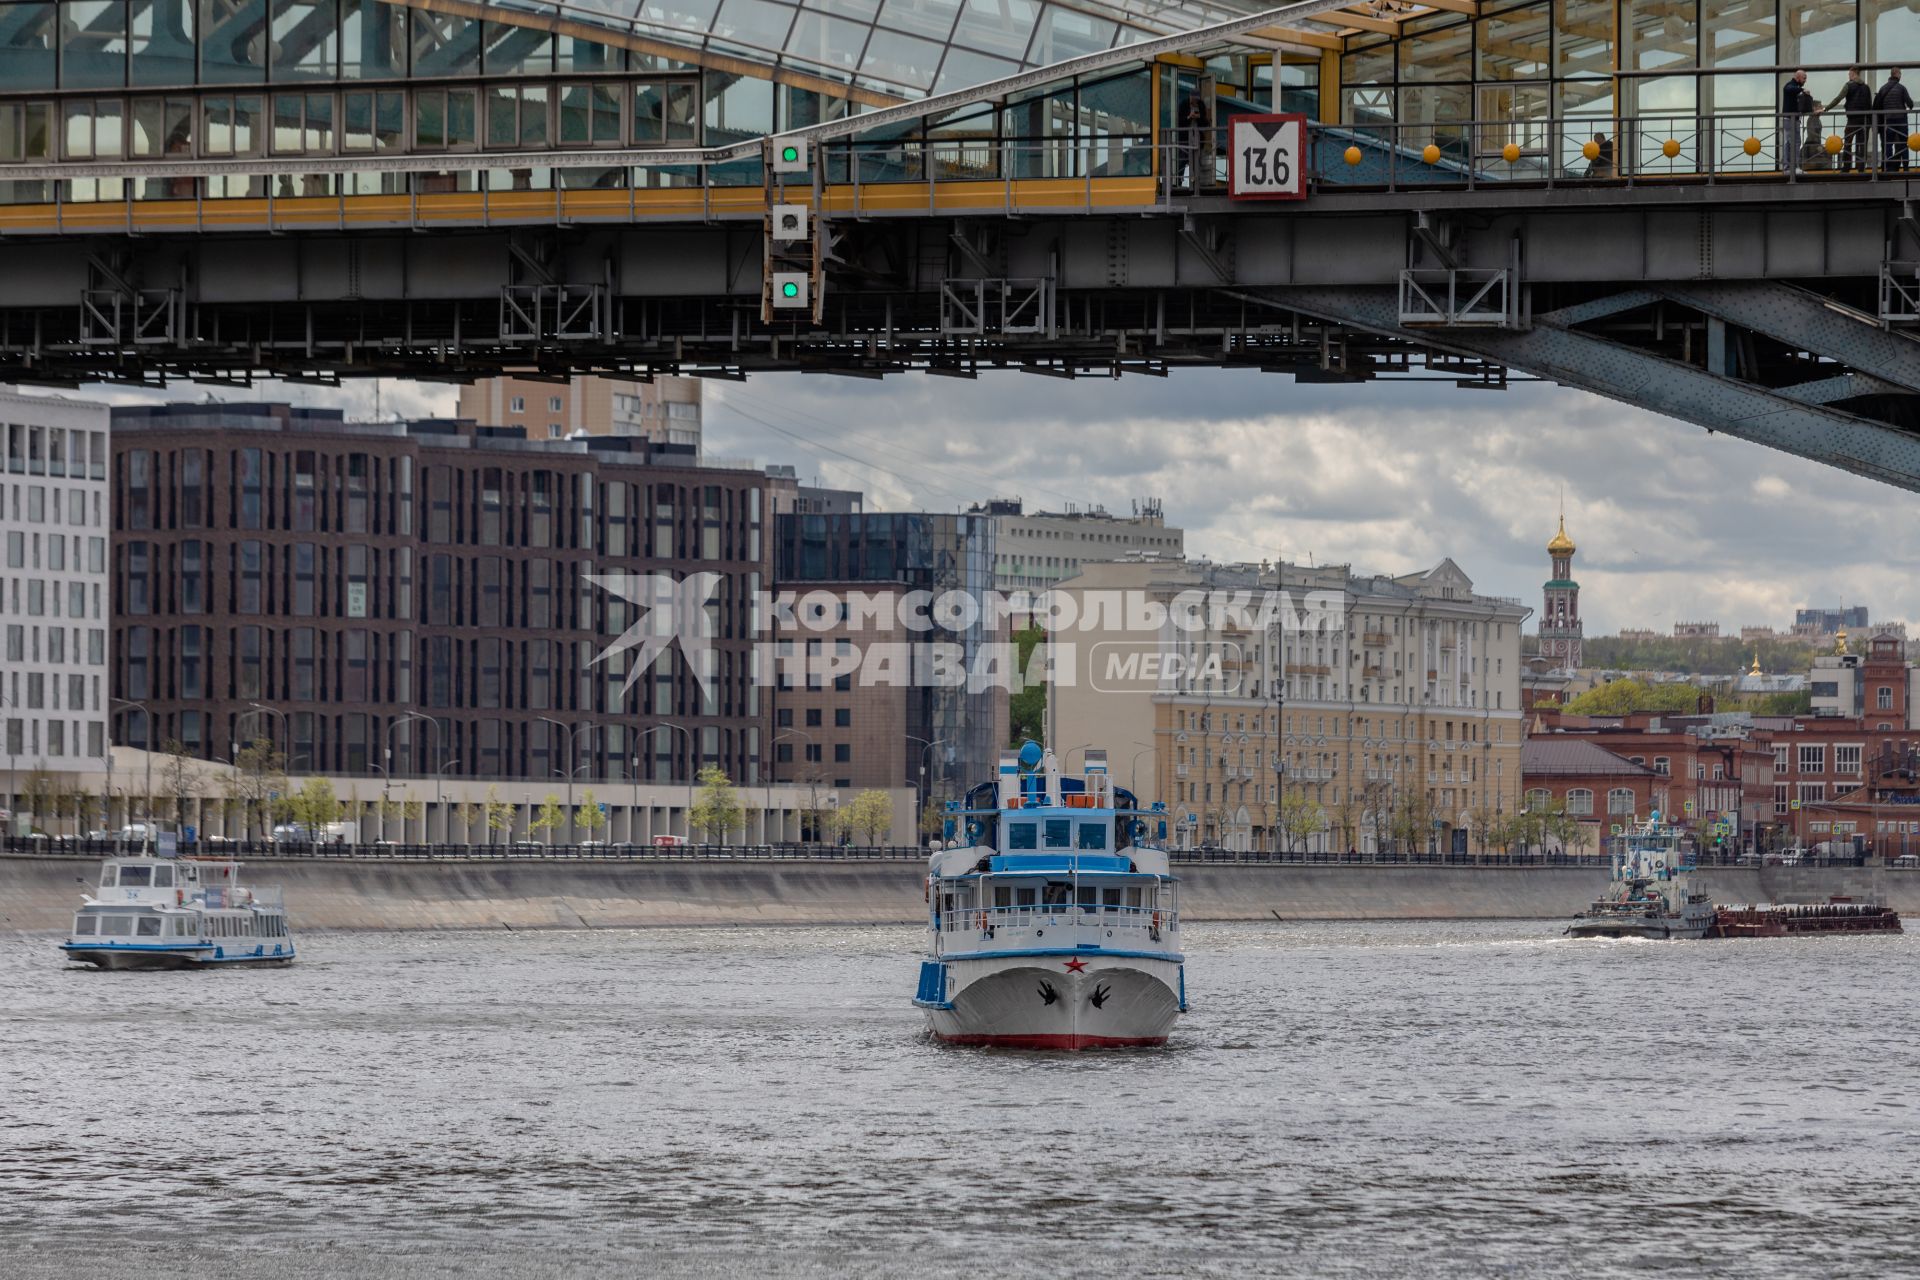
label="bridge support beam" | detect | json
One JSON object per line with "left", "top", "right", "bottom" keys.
{"left": 1266, "top": 285, "right": 1920, "bottom": 493}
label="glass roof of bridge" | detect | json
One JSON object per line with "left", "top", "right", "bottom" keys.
{"left": 460, "top": 0, "right": 1434, "bottom": 98}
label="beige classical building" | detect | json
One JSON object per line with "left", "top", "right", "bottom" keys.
{"left": 457, "top": 374, "right": 702, "bottom": 450}
{"left": 1052, "top": 557, "right": 1528, "bottom": 854}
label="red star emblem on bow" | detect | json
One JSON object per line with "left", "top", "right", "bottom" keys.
{"left": 1063, "top": 958, "right": 1088, "bottom": 973}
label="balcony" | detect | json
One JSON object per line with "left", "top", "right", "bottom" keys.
{"left": 1362, "top": 631, "right": 1390, "bottom": 647}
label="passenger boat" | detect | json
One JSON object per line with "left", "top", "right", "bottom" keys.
{"left": 914, "top": 742, "right": 1185, "bottom": 1050}
{"left": 1567, "top": 818, "right": 1715, "bottom": 940}
{"left": 59, "top": 855, "right": 297, "bottom": 970}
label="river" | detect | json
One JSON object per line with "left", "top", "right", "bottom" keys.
{"left": 2, "top": 921, "right": 1914, "bottom": 1278}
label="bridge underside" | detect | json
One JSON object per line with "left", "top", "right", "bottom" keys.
{"left": 9, "top": 193, "right": 1920, "bottom": 490}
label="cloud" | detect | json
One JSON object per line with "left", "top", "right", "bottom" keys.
{"left": 84, "top": 368, "right": 1919, "bottom": 636}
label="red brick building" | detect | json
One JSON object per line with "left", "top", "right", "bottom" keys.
{"left": 1525, "top": 710, "right": 1775, "bottom": 851}
{"left": 1519, "top": 737, "right": 1661, "bottom": 845}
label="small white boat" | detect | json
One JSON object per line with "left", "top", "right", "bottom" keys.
{"left": 915, "top": 743, "right": 1185, "bottom": 1050}
{"left": 60, "top": 855, "right": 297, "bottom": 970}
{"left": 1567, "top": 819, "right": 1714, "bottom": 941}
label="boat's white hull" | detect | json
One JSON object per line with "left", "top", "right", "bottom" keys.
{"left": 60, "top": 943, "right": 297, "bottom": 970}
{"left": 923, "top": 955, "right": 1182, "bottom": 1050}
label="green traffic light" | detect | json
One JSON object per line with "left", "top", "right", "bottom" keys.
{"left": 781, "top": 281, "right": 799, "bottom": 298}
{"left": 781, "top": 145, "right": 800, "bottom": 163}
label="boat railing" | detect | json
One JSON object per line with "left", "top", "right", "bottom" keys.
{"left": 938, "top": 903, "right": 1178, "bottom": 936}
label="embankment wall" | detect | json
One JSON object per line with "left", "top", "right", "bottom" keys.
{"left": 5, "top": 856, "right": 1914, "bottom": 932}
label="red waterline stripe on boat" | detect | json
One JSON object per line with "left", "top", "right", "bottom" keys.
{"left": 935, "top": 1032, "right": 1166, "bottom": 1050}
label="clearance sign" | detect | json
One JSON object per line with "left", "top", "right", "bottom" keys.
{"left": 1228, "top": 113, "right": 1308, "bottom": 201}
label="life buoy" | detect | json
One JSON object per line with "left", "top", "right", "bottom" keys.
{"left": 1151, "top": 910, "right": 1162, "bottom": 932}
{"left": 977, "top": 910, "right": 990, "bottom": 931}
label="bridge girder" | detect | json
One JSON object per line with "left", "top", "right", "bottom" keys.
{"left": 1267, "top": 284, "right": 1920, "bottom": 493}
{"left": 5, "top": 199, "right": 1920, "bottom": 491}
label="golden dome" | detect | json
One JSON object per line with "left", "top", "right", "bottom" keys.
{"left": 1547, "top": 515, "right": 1575, "bottom": 556}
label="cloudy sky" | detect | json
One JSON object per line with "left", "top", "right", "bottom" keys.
{"left": 82, "top": 370, "right": 1917, "bottom": 635}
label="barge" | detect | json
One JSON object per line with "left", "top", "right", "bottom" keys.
{"left": 1709, "top": 900, "right": 1902, "bottom": 938}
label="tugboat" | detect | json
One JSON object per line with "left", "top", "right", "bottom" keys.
{"left": 60, "top": 854, "right": 297, "bottom": 969}
{"left": 914, "top": 742, "right": 1185, "bottom": 1050}
{"left": 1567, "top": 818, "right": 1715, "bottom": 940}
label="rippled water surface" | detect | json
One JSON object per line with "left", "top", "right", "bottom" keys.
{"left": 2, "top": 921, "right": 1916, "bottom": 1278}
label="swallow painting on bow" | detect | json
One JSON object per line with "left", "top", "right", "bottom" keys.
{"left": 1037, "top": 980, "right": 1059, "bottom": 1005}
{"left": 1089, "top": 983, "right": 1112, "bottom": 1009}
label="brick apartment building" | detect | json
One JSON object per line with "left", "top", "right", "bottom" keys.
{"left": 110, "top": 404, "right": 770, "bottom": 787}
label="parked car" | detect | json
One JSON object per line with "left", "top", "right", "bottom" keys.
{"left": 1894, "top": 853, "right": 1918, "bottom": 868}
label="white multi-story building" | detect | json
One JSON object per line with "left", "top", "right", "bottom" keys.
{"left": 1, "top": 390, "right": 112, "bottom": 831}
{"left": 977, "top": 497, "right": 1184, "bottom": 593}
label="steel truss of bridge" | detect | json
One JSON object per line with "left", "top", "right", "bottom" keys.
{"left": 10, "top": 174, "right": 1920, "bottom": 491}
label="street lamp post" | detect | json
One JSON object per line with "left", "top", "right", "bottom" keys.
{"left": 904, "top": 735, "right": 950, "bottom": 846}
{"left": 536, "top": 717, "right": 596, "bottom": 844}
{"left": 645, "top": 722, "right": 697, "bottom": 841}
{"left": 111, "top": 698, "right": 153, "bottom": 853}
{"left": 0, "top": 691, "right": 14, "bottom": 838}
{"left": 772, "top": 728, "right": 814, "bottom": 844}
{"left": 387, "top": 711, "right": 437, "bottom": 842}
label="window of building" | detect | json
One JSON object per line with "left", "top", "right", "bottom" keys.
{"left": 1836, "top": 744, "right": 1862, "bottom": 776}
{"left": 1798, "top": 744, "right": 1825, "bottom": 774}
{"left": 1607, "top": 787, "right": 1635, "bottom": 815}
{"left": 1566, "top": 788, "right": 1594, "bottom": 815}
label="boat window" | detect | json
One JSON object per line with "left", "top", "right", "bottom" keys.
{"left": 1044, "top": 818, "right": 1072, "bottom": 848}
{"left": 98, "top": 866, "right": 116, "bottom": 888}
{"left": 1042, "top": 881, "right": 1071, "bottom": 906}
{"left": 993, "top": 885, "right": 1013, "bottom": 907}
{"left": 73, "top": 915, "right": 98, "bottom": 935}
{"left": 1007, "top": 822, "right": 1038, "bottom": 850}
{"left": 1126, "top": 887, "right": 1143, "bottom": 908}
{"left": 1077, "top": 823, "right": 1108, "bottom": 850}
{"left": 152, "top": 865, "right": 174, "bottom": 887}
{"left": 173, "top": 916, "right": 193, "bottom": 936}
{"left": 1015, "top": 886, "right": 1037, "bottom": 907}
{"left": 118, "top": 865, "right": 152, "bottom": 887}
{"left": 136, "top": 916, "right": 162, "bottom": 937}
{"left": 1077, "top": 884, "right": 1099, "bottom": 910}
{"left": 100, "top": 915, "right": 132, "bottom": 935}
{"left": 1102, "top": 888, "right": 1125, "bottom": 912}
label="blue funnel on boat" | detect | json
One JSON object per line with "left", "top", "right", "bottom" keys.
{"left": 1017, "top": 740, "right": 1044, "bottom": 770}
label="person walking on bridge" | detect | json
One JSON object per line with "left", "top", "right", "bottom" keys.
{"left": 1781, "top": 68, "right": 1810, "bottom": 171}
{"left": 1826, "top": 66, "right": 1874, "bottom": 171}
{"left": 1876, "top": 68, "right": 1914, "bottom": 171}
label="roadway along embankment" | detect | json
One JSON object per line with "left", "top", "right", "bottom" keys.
{"left": 5, "top": 856, "right": 1914, "bottom": 933}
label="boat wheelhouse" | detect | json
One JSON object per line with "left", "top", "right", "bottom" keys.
{"left": 915, "top": 742, "right": 1185, "bottom": 1050}
{"left": 1566, "top": 818, "right": 1715, "bottom": 941}
{"left": 60, "top": 856, "right": 297, "bottom": 970}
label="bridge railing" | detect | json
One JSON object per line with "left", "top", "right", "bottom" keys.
{"left": 2, "top": 109, "right": 1912, "bottom": 237}
{"left": 1291, "top": 109, "right": 1917, "bottom": 193}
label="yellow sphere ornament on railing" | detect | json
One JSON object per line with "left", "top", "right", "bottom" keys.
{"left": 1743, "top": 136, "right": 1762, "bottom": 156}
{"left": 1502, "top": 141, "right": 1521, "bottom": 163}
{"left": 1825, "top": 134, "right": 1844, "bottom": 155}
{"left": 1421, "top": 143, "right": 1440, "bottom": 164}
{"left": 1581, "top": 140, "right": 1599, "bottom": 161}
{"left": 1661, "top": 138, "right": 1681, "bottom": 159}
{"left": 1343, "top": 145, "right": 1363, "bottom": 166}
{"left": 1908, "top": 131, "right": 1920, "bottom": 153}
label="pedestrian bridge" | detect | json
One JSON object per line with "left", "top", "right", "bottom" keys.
{"left": 6, "top": 0, "right": 1920, "bottom": 489}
